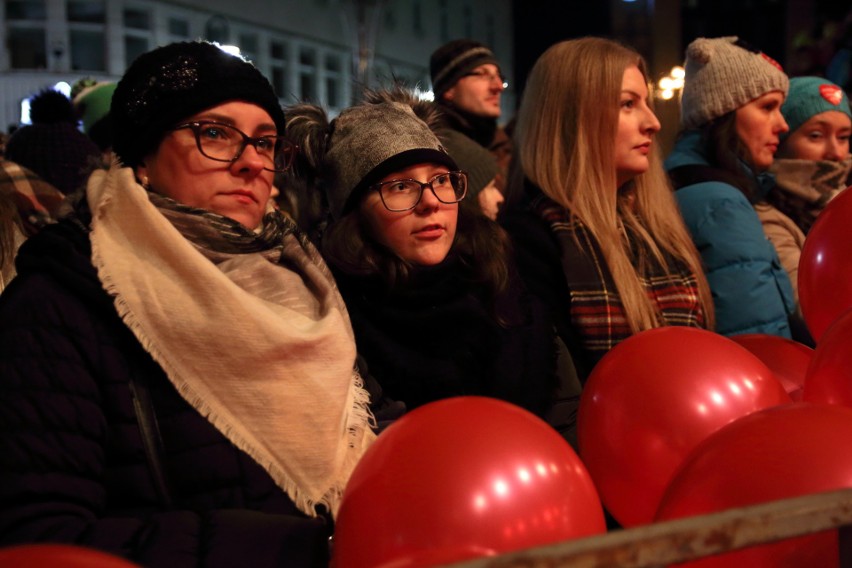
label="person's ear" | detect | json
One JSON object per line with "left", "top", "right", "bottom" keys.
{"left": 135, "top": 163, "right": 150, "bottom": 189}
{"left": 443, "top": 86, "right": 456, "bottom": 102}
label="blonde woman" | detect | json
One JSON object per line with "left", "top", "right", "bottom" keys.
{"left": 502, "top": 37, "right": 714, "bottom": 381}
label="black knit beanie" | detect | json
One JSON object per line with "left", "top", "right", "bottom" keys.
{"left": 111, "top": 41, "right": 286, "bottom": 168}
{"left": 430, "top": 39, "right": 499, "bottom": 100}
{"left": 439, "top": 130, "right": 496, "bottom": 196}
{"left": 5, "top": 88, "right": 101, "bottom": 196}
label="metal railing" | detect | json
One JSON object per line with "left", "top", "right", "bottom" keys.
{"left": 449, "top": 488, "right": 852, "bottom": 567}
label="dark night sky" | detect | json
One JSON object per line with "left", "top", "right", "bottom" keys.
{"left": 511, "top": 1, "right": 611, "bottom": 101}
{"left": 509, "top": 0, "right": 847, "bottom": 100}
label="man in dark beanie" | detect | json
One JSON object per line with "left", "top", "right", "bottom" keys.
{"left": 429, "top": 39, "right": 512, "bottom": 209}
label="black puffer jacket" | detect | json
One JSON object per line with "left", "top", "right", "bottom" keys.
{"left": 0, "top": 218, "right": 330, "bottom": 567}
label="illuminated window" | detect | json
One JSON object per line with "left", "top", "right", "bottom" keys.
{"left": 299, "top": 46, "right": 317, "bottom": 102}
{"left": 123, "top": 6, "right": 152, "bottom": 67}
{"left": 325, "top": 53, "right": 342, "bottom": 109}
{"left": 7, "top": 0, "right": 47, "bottom": 69}
{"left": 68, "top": 0, "right": 106, "bottom": 71}
{"left": 270, "top": 40, "right": 290, "bottom": 100}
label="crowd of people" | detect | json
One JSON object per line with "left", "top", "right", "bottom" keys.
{"left": 0, "top": 29, "right": 850, "bottom": 567}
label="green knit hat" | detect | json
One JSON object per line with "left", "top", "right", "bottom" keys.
{"left": 780, "top": 76, "right": 852, "bottom": 139}
{"left": 73, "top": 81, "right": 117, "bottom": 134}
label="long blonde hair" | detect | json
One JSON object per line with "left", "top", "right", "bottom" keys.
{"left": 514, "top": 37, "right": 714, "bottom": 332}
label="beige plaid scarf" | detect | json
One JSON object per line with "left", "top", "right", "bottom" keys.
{"left": 87, "top": 164, "right": 374, "bottom": 518}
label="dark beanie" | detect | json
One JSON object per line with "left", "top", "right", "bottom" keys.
{"left": 5, "top": 88, "right": 101, "bottom": 196}
{"left": 439, "top": 129, "right": 496, "bottom": 196}
{"left": 111, "top": 41, "right": 286, "bottom": 168}
{"left": 430, "top": 39, "right": 499, "bottom": 100}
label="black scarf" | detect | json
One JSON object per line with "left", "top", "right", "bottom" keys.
{"left": 333, "top": 257, "right": 555, "bottom": 415}
{"left": 437, "top": 101, "right": 498, "bottom": 149}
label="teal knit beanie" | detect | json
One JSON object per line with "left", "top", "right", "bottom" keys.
{"left": 781, "top": 76, "right": 851, "bottom": 139}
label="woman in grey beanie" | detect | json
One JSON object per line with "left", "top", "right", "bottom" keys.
{"left": 282, "top": 88, "right": 562, "bottom": 433}
{"left": 665, "top": 36, "right": 802, "bottom": 341}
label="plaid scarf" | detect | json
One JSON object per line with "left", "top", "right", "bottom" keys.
{"left": 87, "top": 164, "right": 374, "bottom": 518}
{"left": 531, "top": 193, "right": 706, "bottom": 362}
{"left": 0, "top": 159, "right": 66, "bottom": 235}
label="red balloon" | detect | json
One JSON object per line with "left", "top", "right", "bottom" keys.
{"left": 0, "top": 544, "right": 140, "bottom": 567}
{"left": 729, "top": 334, "right": 812, "bottom": 401}
{"left": 798, "top": 185, "right": 852, "bottom": 341}
{"left": 803, "top": 307, "right": 852, "bottom": 407}
{"left": 656, "top": 403, "right": 852, "bottom": 567}
{"left": 578, "top": 327, "right": 791, "bottom": 527}
{"left": 333, "top": 397, "right": 605, "bottom": 568}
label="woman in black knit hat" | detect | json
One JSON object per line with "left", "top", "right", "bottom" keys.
{"left": 283, "top": 88, "right": 569, "bottom": 439}
{"left": 0, "top": 41, "right": 374, "bottom": 567}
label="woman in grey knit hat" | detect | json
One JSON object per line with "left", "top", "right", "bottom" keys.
{"left": 665, "top": 36, "right": 803, "bottom": 342}
{"left": 283, "top": 88, "right": 564, "bottom": 436}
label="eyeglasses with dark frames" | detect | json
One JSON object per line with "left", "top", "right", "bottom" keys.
{"left": 371, "top": 171, "right": 468, "bottom": 212}
{"left": 462, "top": 69, "right": 508, "bottom": 88}
{"left": 172, "top": 121, "right": 298, "bottom": 173}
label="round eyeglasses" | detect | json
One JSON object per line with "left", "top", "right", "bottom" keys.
{"left": 371, "top": 171, "right": 468, "bottom": 212}
{"left": 172, "top": 121, "right": 298, "bottom": 173}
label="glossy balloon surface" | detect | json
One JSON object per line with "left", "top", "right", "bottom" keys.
{"left": 729, "top": 334, "right": 812, "bottom": 401}
{"left": 333, "top": 396, "right": 606, "bottom": 568}
{"left": 578, "top": 327, "right": 791, "bottom": 527}
{"left": 798, "top": 185, "right": 852, "bottom": 341}
{"left": 0, "top": 544, "right": 140, "bottom": 567}
{"left": 804, "top": 307, "right": 852, "bottom": 407}
{"left": 656, "top": 403, "right": 852, "bottom": 567}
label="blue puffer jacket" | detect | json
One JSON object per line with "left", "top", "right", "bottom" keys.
{"left": 665, "top": 130, "right": 796, "bottom": 338}
{"left": 0, "top": 217, "right": 331, "bottom": 567}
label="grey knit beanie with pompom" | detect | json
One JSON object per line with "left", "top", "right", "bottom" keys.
{"left": 679, "top": 36, "right": 789, "bottom": 130}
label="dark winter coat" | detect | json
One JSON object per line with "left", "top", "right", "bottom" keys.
{"left": 332, "top": 257, "right": 558, "bottom": 419}
{"left": 0, "top": 217, "right": 330, "bottom": 567}
{"left": 501, "top": 183, "right": 708, "bottom": 383}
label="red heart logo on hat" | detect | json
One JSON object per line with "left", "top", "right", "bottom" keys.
{"left": 760, "top": 53, "right": 783, "bottom": 71}
{"left": 820, "top": 84, "right": 843, "bottom": 105}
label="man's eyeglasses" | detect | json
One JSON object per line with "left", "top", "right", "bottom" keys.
{"left": 371, "top": 171, "right": 468, "bottom": 212}
{"left": 462, "top": 69, "right": 508, "bottom": 89}
{"left": 172, "top": 121, "right": 298, "bottom": 173}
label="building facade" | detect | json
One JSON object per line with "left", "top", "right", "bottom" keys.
{"left": 1, "top": 0, "right": 515, "bottom": 131}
